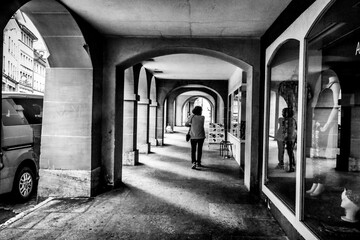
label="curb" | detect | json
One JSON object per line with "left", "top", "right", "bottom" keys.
{"left": 0, "top": 197, "right": 53, "bottom": 230}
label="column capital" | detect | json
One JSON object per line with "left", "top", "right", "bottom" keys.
{"left": 124, "top": 94, "right": 139, "bottom": 101}
{"left": 150, "top": 101, "right": 158, "bottom": 107}
{"left": 138, "top": 99, "right": 151, "bottom": 105}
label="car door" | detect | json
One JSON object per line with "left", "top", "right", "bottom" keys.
{"left": 0, "top": 99, "right": 33, "bottom": 194}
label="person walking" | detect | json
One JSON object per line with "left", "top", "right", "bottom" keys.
{"left": 185, "top": 106, "right": 206, "bottom": 169}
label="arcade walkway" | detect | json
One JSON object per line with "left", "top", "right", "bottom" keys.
{"left": 0, "top": 128, "right": 287, "bottom": 239}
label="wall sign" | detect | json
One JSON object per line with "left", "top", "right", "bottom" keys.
{"left": 356, "top": 42, "right": 360, "bottom": 55}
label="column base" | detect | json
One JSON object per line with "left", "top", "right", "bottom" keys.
{"left": 150, "top": 138, "right": 164, "bottom": 146}
{"left": 123, "top": 149, "right": 139, "bottom": 165}
{"left": 157, "top": 139, "right": 164, "bottom": 146}
{"left": 37, "top": 167, "right": 101, "bottom": 198}
{"left": 149, "top": 138, "right": 157, "bottom": 146}
{"left": 139, "top": 143, "right": 151, "bottom": 154}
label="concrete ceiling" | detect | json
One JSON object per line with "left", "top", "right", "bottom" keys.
{"left": 142, "top": 54, "right": 238, "bottom": 80}
{"left": 59, "top": 0, "right": 291, "bottom": 38}
{"left": 52, "top": 0, "right": 291, "bottom": 80}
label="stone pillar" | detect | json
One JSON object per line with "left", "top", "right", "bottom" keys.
{"left": 149, "top": 102, "right": 158, "bottom": 146}
{"left": 156, "top": 105, "right": 164, "bottom": 146}
{"left": 137, "top": 99, "right": 150, "bottom": 153}
{"left": 167, "top": 97, "right": 175, "bottom": 130}
{"left": 38, "top": 68, "right": 99, "bottom": 198}
{"left": 123, "top": 94, "right": 139, "bottom": 165}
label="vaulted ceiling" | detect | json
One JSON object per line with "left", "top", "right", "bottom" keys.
{"left": 59, "top": 0, "right": 291, "bottom": 38}
{"left": 22, "top": 0, "right": 292, "bottom": 80}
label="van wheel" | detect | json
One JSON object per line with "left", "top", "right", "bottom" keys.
{"left": 13, "top": 167, "right": 35, "bottom": 202}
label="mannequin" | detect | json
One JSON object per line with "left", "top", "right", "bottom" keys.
{"left": 307, "top": 70, "right": 340, "bottom": 197}
{"left": 341, "top": 189, "right": 360, "bottom": 223}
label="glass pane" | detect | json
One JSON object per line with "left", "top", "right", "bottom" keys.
{"left": 2, "top": 99, "right": 27, "bottom": 126}
{"left": 266, "top": 40, "right": 300, "bottom": 212}
{"left": 231, "top": 90, "right": 240, "bottom": 138}
{"left": 304, "top": 1, "right": 360, "bottom": 239}
{"left": 12, "top": 98, "right": 43, "bottom": 124}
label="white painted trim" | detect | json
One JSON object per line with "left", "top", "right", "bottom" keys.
{"left": 262, "top": 1, "right": 334, "bottom": 239}
{"left": 263, "top": 186, "right": 318, "bottom": 240}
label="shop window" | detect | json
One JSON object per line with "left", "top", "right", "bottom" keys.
{"left": 231, "top": 89, "right": 240, "bottom": 138}
{"left": 265, "top": 39, "right": 300, "bottom": 212}
{"left": 228, "top": 88, "right": 246, "bottom": 140}
{"left": 304, "top": 1, "right": 360, "bottom": 239}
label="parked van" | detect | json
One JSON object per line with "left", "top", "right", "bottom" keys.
{"left": 1, "top": 92, "right": 43, "bottom": 201}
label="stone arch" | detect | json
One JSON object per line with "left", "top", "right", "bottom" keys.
{"left": 122, "top": 67, "right": 138, "bottom": 165}
{"left": 124, "top": 67, "right": 136, "bottom": 99}
{"left": 149, "top": 76, "right": 157, "bottom": 101}
{"left": 138, "top": 67, "right": 148, "bottom": 100}
{"left": 137, "top": 67, "right": 150, "bottom": 153}
{"left": 148, "top": 76, "right": 158, "bottom": 145}
{"left": 0, "top": 0, "right": 103, "bottom": 198}
{"left": 118, "top": 47, "right": 252, "bottom": 75}
{"left": 267, "top": 38, "right": 300, "bottom": 68}
{"left": 164, "top": 85, "right": 224, "bottom": 128}
{"left": 165, "top": 84, "right": 224, "bottom": 105}
{"left": 180, "top": 93, "right": 215, "bottom": 125}
{"left": 113, "top": 45, "right": 259, "bottom": 193}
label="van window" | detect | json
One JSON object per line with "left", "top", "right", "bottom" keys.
{"left": 2, "top": 99, "right": 27, "bottom": 126}
{"left": 12, "top": 98, "right": 43, "bottom": 124}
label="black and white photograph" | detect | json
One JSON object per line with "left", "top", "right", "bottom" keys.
{"left": 1, "top": 0, "right": 360, "bottom": 239}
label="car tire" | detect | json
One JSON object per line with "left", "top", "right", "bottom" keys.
{"left": 13, "top": 166, "right": 35, "bottom": 202}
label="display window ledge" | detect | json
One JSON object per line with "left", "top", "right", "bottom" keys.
{"left": 227, "top": 132, "right": 245, "bottom": 143}
{"left": 262, "top": 185, "right": 319, "bottom": 240}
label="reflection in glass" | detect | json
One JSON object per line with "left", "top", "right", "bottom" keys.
{"left": 265, "top": 40, "right": 300, "bottom": 212}
{"left": 231, "top": 90, "right": 240, "bottom": 138}
{"left": 303, "top": 1, "right": 360, "bottom": 239}
{"left": 306, "top": 69, "right": 341, "bottom": 197}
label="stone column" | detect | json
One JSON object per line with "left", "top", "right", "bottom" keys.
{"left": 137, "top": 99, "right": 150, "bottom": 153}
{"left": 156, "top": 105, "right": 164, "bottom": 146}
{"left": 149, "top": 102, "right": 158, "bottom": 146}
{"left": 167, "top": 97, "right": 175, "bottom": 130}
{"left": 123, "top": 94, "right": 139, "bottom": 165}
{"left": 38, "top": 68, "right": 99, "bottom": 198}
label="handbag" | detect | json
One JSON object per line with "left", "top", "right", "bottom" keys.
{"left": 186, "top": 128, "right": 191, "bottom": 142}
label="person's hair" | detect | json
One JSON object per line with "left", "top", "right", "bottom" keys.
{"left": 282, "top": 107, "right": 294, "bottom": 118}
{"left": 192, "top": 106, "right": 202, "bottom": 115}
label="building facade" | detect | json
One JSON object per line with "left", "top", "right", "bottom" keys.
{"left": 2, "top": 11, "right": 46, "bottom": 94}
{"left": 2, "top": 17, "right": 20, "bottom": 92}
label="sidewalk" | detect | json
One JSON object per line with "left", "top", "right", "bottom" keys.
{"left": 0, "top": 128, "right": 288, "bottom": 239}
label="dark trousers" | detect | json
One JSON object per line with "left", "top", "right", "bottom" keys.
{"left": 190, "top": 138, "right": 204, "bottom": 164}
{"left": 277, "top": 140, "right": 296, "bottom": 167}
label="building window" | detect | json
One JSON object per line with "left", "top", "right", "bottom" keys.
{"left": 302, "top": 1, "right": 360, "bottom": 238}
{"left": 265, "top": 39, "right": 300, "bottom": 212}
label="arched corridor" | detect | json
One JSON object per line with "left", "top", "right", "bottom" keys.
{"left": 3, "top": 1, "right": 351, "bottom": 239}
{"left": 0, "top": 128, "right": 286, "bottom": 239}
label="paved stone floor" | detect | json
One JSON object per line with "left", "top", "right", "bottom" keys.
{"left": 0, "top": 191, "right": 39, "bottom": 224}
{"left": 0, "top": 127, "right": 288, "bottom": 239}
